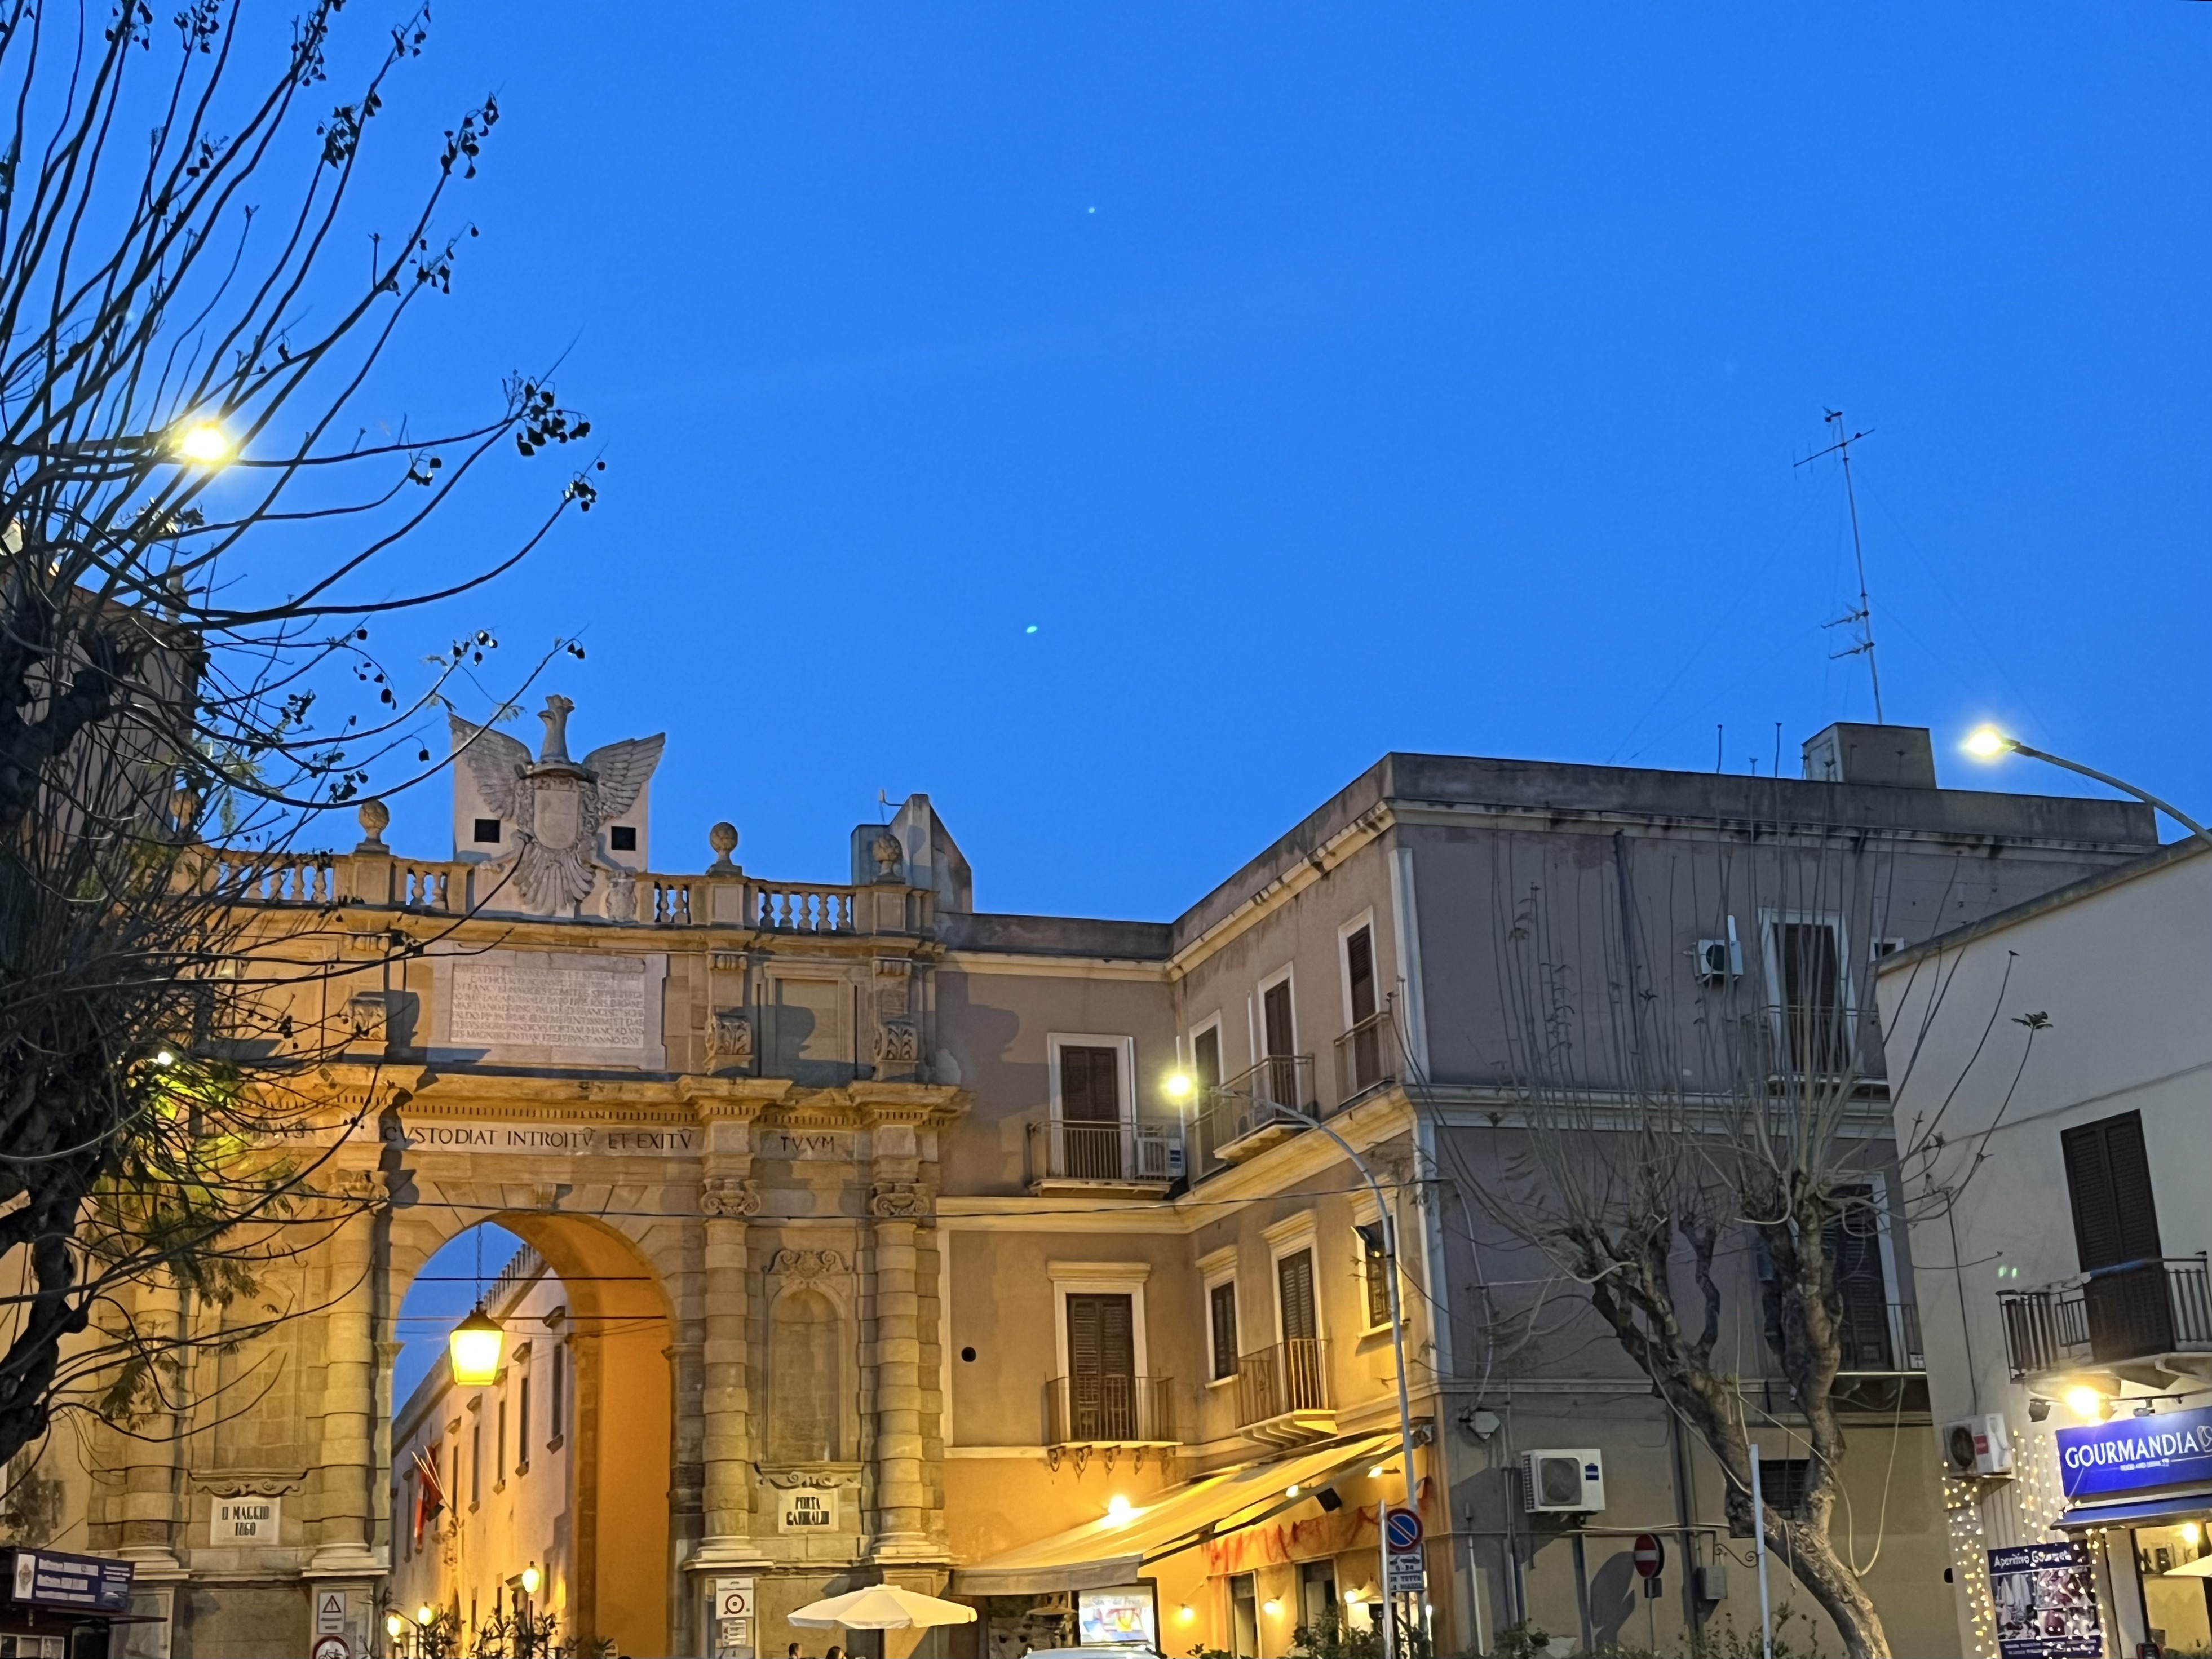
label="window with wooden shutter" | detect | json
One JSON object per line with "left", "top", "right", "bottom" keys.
{"left": 1262, "top": 979, "right": 1299, "bottom": 1107}
{"left": 1774, "top": 921, "right": 1851, "bottom": 1073}
{"left": 2061, "top": 1111, "right": 2171, "bottom": 1362}
{"left": 1194, "top": 1027, "right": 1222, "bottom": 1092}
{"left": 1209, "top": 1281, "right": 1239, "bottom": 1381}
{"left": 1057, "top": 1045, "right": 1123, "bottom": 1180}
{"left": 1344, "top": 926, "right": 1382, "bottom": 1090}
{"left": 1823, "top": 1189, "right": 1892, "bottom": 1370}
{"left": 1356, "top": 1222, "right": 1391, "bottom": 1330}
{"left": 2063, "top": 1111, "right": 2162, "bottom": 1271}
{"left": 1059, "top": 1046, "right": 1121, "bottom": 1122}
{"left": 1066, "top": 1293, "right": 1137, "bottom": 1440}
{"left": 1277, "top": 1249, "right": 1318, "bottom": 1342}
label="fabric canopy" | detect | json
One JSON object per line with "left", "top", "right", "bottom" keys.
{"left": 952, "top": 1431, "right": 1401, "bottom": 1596}
{"left": 2051, "top": 1492, "right": 2212, "bottom": 1532}
{"left": 787, "top": 1585, "right": 978, "bottom": 1630}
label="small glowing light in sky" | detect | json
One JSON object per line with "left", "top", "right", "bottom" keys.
{"left": 1025, "top": 625, "right": 1038, "bottom": 634}
{"left": 1087, "top": 205, "right": 1096, "bottom": 214}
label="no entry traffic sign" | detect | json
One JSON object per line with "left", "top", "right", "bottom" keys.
{"left": 1631, "top": 1534, "right": 1666, "bottom": 1579}
{"left": 1384, "top": 1506, "right": 1423, "bottom": 1554}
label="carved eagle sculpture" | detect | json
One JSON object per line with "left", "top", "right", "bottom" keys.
{"left": 450, "top": 700, "right": 666, "bottom": 913}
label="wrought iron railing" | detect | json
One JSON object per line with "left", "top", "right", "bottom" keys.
{"left": 1043, "top": 1374, "right": 1175, "bottom": 1445}
{"left": 1836, "top": 1302, "right": 1925, "bottom": 1374}
{"left": 1025, "top": 1118, "right": 1184, "bottom": 1187}
{"left": 1334, "top": 1010, "right": 1397, "bottom": 1104}
{"left": 1233, "top": 1339, "right": 1329, "bottom": 1427}
{"left": 1999, "top": 1257, "right": 2212, "bottom": 1380}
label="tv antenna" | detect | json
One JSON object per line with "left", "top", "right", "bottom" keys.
{"left": 1795, "top": 409, "right": 1884, "bottom": 723}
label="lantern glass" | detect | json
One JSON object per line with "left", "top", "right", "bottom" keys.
{"left": 448, "top": 1306, "right": 504, "bottom": 1387}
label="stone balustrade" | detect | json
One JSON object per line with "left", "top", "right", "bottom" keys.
{"left": 209, "top": 844, "right": 934, "bottom": 936}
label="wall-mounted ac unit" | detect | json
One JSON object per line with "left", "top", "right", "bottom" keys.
{"left": 1521, "top": 1449, "right": 1606, "bottom": 1514}
{"left": 1692, "top": 917, "right": 1743, "bottom": 984}
{"left": 1942, "top": 1414, "right": 2014, "bottom": 1478}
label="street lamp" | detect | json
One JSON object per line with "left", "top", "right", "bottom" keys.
{"left": 1963, "top": 726, "right": 2211, "bottom": 844}
{"left": 520, "top": 1565, "right": 541, "bottom": 1597}
{"left": 448, "top": 1304, "right": 505, "bottom": 1387}
{"left": 175, "top": 420, "right": 231, "bottom": 464}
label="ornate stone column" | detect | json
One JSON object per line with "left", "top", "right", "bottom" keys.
{"left": 864, "top": 1099, "right": 937, "bottom": 1561}
{"left": 308, "top": 1197, "right": 382, "bottom": 1576}
{"left": 688, "top": 1094, "right": 768, "bottom": 1573}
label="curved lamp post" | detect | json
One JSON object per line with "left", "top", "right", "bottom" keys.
{"left": 1964, "top": 727, "right": 2211, "bottom": 846}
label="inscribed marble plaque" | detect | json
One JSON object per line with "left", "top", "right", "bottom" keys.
{"left": 449, "top": 957, "right": 647, "bottom": 1049}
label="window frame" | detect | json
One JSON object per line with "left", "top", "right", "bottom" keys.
{"left": 1048, "top": 1260, "right": 1151, "bottom": 1383}
{"left": 1257, "top": 964, "right": 1299, "bottom": 1059}
{"left": 1351, "top": 1195, "right": 1393, "bottom": 1335}
{"left": 1046, "top": 1033, "right": 1137, "bottom": 1127}
{"left": 1337, "top": 909, "right": 1379, "bottom": 1030}
{"left": 1758, "top": 908, "right": 1859, "bottom": 1073}
{"left": 1263, "top": 1215, "right": 1325, "bottom": 1346}
{"left": 1188, "top": 1014, "right": 1226, "bottom": 1090}
{"left": 1199, "top": 1246, "right": 1240, "bottom": 1387}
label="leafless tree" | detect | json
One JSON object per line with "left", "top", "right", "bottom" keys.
{"left": 1461, "top": 828, "right": 2040, "bottom": 1659}
{"left": 0, "top": 0, "right": 599, "bottom": 1470}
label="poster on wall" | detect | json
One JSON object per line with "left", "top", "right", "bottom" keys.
{"left": 1075, "top": 1585, "right": 1157, "bottom": 1650}
{"left": 1988, "top": 1542, "right": 2102, "bottom": 1659}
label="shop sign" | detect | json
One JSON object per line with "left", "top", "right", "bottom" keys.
{"left": 2056, "top": 1404, "right": 2212, "bottom": 1498}
{"left": 7, "top": 1549, "right": 134, "bottom": 1613}
{"left": 1988, "top": 1543, "right": 2100, "bottom": 1659}
{"left": 1076, "top": 1586, "right": 1155, "bottom": 1650}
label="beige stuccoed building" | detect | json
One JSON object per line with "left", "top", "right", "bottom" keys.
{"left": 12, "top": 706, "right": 2172, "bottom": 1658}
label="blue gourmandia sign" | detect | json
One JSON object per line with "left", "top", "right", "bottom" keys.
{"left": 2057, "top": 1404, "right": 2212, "bottom": 1498}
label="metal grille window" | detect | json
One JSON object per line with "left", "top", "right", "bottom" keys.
{"left": 1757, "top": 1457, "right": 1812, "bottom": 1518}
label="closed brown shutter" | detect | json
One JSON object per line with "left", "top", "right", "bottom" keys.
{"left": 2063, "top": 1112, "right": 2162, "bottom": 1269}
{"left": 1277, "top": 1250, "right": 1317, "bottom": 1342}
{"left": 1067, "top": 1294, "right": 1135, "bottom": 1382}
{"left": 1195, "top": 1028, "right": 1222, "bottom": 1092}
{"left": 1210, "top": 1281, "right": 1240, "bottom": 1380}
{"left": 1263, "top": 981, "right": 1296, "bottom": 1058}
{"left": 1060, "top": 1046, "right": 1121, "bottom": 1122}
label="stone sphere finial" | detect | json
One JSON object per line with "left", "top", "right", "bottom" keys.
{"left": 355, "top": 797, "right": 391, "bottom": 853}
{"left": 707, "top": 821, "right": 740, "bottom": 871}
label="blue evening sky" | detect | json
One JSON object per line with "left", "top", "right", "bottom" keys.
{"left": 289, "top": 5, "right": 2210, "bottom": 921}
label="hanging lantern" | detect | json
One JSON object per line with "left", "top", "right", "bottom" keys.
{"left": 448, "top": 1304, "right": 505, "bottom": 1387}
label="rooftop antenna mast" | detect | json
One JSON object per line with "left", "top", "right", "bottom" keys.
{"left": 1795, "top": 409, "right": 1884, "bottom": 723}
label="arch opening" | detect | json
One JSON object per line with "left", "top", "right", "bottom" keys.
{"left": 389, "top": 1215, "right": 673, "bottom": 1658}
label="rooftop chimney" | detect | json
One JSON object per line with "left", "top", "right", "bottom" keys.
{"left": 1800, "top": 723, "right": 1938, "bottom": 789}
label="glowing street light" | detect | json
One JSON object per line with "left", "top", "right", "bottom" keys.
{"left": 448, "top": 1304, "right": 505, "bottom": 1387}
{"left": 175, "top": 421, "right": 231, "bottom": 465}
{"left": 1963, "top": 726, "right": 2210, "bottom": 844}
{"left": 416, "top": 1606, "right": 435, "bottom": 1628}
{"left": 2064, "top": 1384, "right": 2108, "bottom": 1423}
{"left": 1162, "top": 1071, "right": 1193, "bottom": 1104}
{"left": 520, "top": 1565, "right": 542, "bottom": 1597}
{"left": 1105, "top": 1494, "right": 1133, "bottom": 1523}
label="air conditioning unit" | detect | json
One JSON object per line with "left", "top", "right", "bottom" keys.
{"left": 1943, "top": 1414, "right": 2014, "bottom": 1478}
{"left": 1521, "top": 1449, "right": 1606, "bottom": 1514}
{"left": 1692, "top": 917, "right": 1743, "bottom": 984}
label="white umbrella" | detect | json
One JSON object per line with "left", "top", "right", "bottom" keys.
{"left": 788, "top": 1585, "right": 977, "bottom": 1631}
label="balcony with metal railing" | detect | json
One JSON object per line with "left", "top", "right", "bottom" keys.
{"left": 1233, "top": 1338, "right": 1334, "bottom": 1445}
{"left": 1333, "top": 1010, "right": 1398, "bottom": 1107}
{"left": 1999, "top": 1257, "right": 2212, "bottom": 1383}
{"left": 1837, "top": 1302, "right": 1926, "bottom": 1375}
{"left": 1043, "top": 1374, "right": 1176, "bottom": 1448}
{"left": 1197, "top": 1055, "right": 1316, "bottom": 1169}
{"left": 1023, "top": 1117, "right": 1184, "bottom": 1196}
